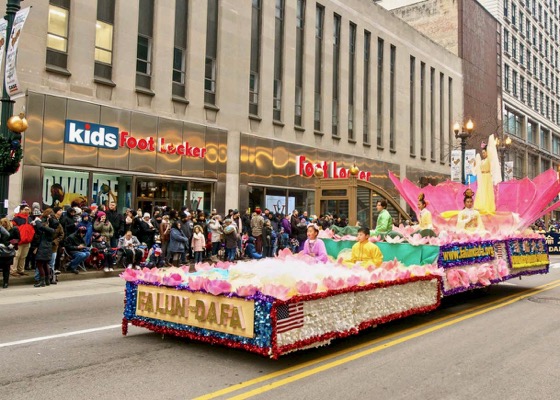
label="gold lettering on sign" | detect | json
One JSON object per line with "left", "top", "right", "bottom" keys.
{"left": 135, "top": 285, "right": 255, "bottom": 338}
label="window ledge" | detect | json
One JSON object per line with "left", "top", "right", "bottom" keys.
{"left": 273, "top": 120, "right": 285, "bottom": 127}
{"left": 390, "top": 148, "right": 397, "bottom": 154}
{"left": 348, "top": 139, "right": 357, "bottom": 144}
{"left": 46, "top": 65, "right": 71, "bottom": 77}
{"left": 332, "top": 135, "right": 341, "bottom": 140}
{"left": 135, "top": 87, "right": 155, "bottom": 96}
{"left": 421, "top": 156, "right": 427, "bottom": 160}
{"left": 377, "top": 145, "right": 384, "bottom": 150}
{"left": 363, "top": 142, "right": 371, "bottom": 147}
{"left": 94, "top": 77, "right": 116, "bottom": 87}
{"left": 204, "top": 103, "right": 220, "bottom": 112}
{"left": 410, "top": 153, "right": 416, "bottom": 158}
{"left": 430, "top": 158, "right": 436, "bottom": 162}
{"left": 172, "top": 95, "right": 190, "bottom": 105}
{"left": 294, "top": 125, "right": 305, "bottom": 132}
{"left": 249, "top": 114, "right": 262, "bottom": 122}
{"left": 314, "top": 130, "right": 324, "bottom": 136}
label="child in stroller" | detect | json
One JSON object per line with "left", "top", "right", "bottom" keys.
{"left": 88, "top": 232, "right": 115, "bottom": 272}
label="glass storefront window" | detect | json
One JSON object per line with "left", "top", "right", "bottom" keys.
{"left": 43, "top": 168, "right": 89, "bottom": 208}
{"left": 93, "top": 173, "right": 132, "bottom": 213}
{"left": 190, "top": 182, "right": 213, "bottom": 214}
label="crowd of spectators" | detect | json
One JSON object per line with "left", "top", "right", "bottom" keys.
{"left": 0, "top": 200, "right": 350, "bottom": 290}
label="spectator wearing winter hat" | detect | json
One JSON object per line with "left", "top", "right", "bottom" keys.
{"left": 64, "top": 226, "right": 90, "bottom": 274}
{"left": 223, "top": 219, "right": 238, "bottom": 262}
{"left": 31, "top": 202, "right": 42, "bottom": 217}
{"left": 93, "top": 211, "right": 114, "bottom": 244}
{"left": 60, "top": 207, "right": 77, "bottom": 237}
{"left": 146, "top": 246, "right": 165, "bottom": 268}
{"left": 78, "top": 212, "right": 93, "bottom": 246}
{"left": 10, "top": 204, "right": 34, "bottom": 277}
{"left": 105, "top": 202, "right": 124, "bottom": 248}
{"left": 137, "top": 212, "right": 156, "bottom": 248}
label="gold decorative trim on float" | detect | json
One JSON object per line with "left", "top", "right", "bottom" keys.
{"left": 135, "top": 285, "right": 255, "bottom": 338}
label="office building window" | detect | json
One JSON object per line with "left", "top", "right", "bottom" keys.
{"left": 204, "top": 0, "right": 219, "bottom": 104}
{"left": 46, "top": 0, "right": 70, "bottom": 70}
{"left": 377, "top": 38, "right": 384, "bottom": 148}
{"left": 363, "top": 31, "right": 371, "bottom": 145}
{"left": 409, "top": 56, "right": 415, "bottom": 155}
{"left": 520, "top": 76, "right": 525, "bottom": 101}
{"left": 332, "top": 14, "right": 341, "bottom": 136}
{"left": 273, "top": 0, "right": 284, "bottom": 121}
{"left": 527, "top": 81, "right": 532, "bottom": 106}
{"left": 504, "top": 64, "right": 510, "bottom": 91}
{"left": 348, "top": 23, "right": 356, "bottom": 141}
{"left": 430, "top": 67, "right": 435, "bottom": 161}
{"left": 249, "top": 0, "right": 262, "bottom": 115}
{"left": 389, "top": 45, "right": 396, "bottom": 151}
{"left": 314, "top": 5, "right": 324, "bottom": 131}
{"left": 136, "top": 0, "right": 154, "bottom": 90}
{"left": 520, "top": 43, "right": 525, "bottom": 65}
{"left": 513, "top": 70, "right": 518, "bottom": 96}
{"left": 172, "top": 0, "right": 188, "bottom": 98}
{"left": 504, "top": 30, "right": 509, "bottom": 54}
{"left": 94, "top": 0, "right": 115, "bottom": 81}
{"left": 420, "top": 62, "right": 425, "bottom": 158}
{"left": 541, "top": 127, "right": 550, "bottom": 151}
{"left": 294, "top": 0, "right": 305, "bottom": 126}
{"left": 512, "top": 37, "right": 517, "bottom": 60}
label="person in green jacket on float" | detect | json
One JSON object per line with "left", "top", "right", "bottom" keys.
{"left": 372, "top": 200, "right": 393, "bottom": 238}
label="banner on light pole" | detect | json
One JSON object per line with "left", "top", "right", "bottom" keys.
{"left": 4, "top": 7, "right": 31, "bottom": 99}
{"left": 504, "top": 161, "right": 514, "bottom": 181}
{"left": 451, "top": 150, "right": 461, "bottom": 182}
{"left": 465, "top": 149, "right": 476, "bottom": 177}
{"left": 0, "top": 19, "right": 7, "bottom": 73}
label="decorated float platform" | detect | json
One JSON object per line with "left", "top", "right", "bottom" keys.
{"left": 121, "top": 168, "right": 557, "bottom": 358}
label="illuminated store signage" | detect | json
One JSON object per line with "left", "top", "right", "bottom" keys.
{"left": 64, "top": 119, "right": 207, "bottom": 158}
{"left": 296, "top": 156, "right": 372, "bottom": 181}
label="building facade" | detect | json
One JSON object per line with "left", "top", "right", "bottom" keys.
{"left": 382, "top": 0, "right": 560, "bottom": 182}
{"left": 6, "top": 0, "right": 463, "bottom": 221}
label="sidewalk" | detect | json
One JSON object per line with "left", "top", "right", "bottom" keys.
{"left": 6, "top": 269, "right": 124, "bottom": 287}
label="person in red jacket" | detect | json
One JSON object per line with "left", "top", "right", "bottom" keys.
{"left": 11, "top": 204, "right": 35, "bottom": 277}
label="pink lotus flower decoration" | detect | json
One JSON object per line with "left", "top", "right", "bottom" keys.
{"left": 140, "top": 267, "right": 160, "bottom": 284}
{"left": 188, "top": 276, "right": 208, "bottom": 291}
{"left": 383, "top": 258, "right": 400, "bottom": 270}
{"left": 385, "top": 235, "right": 405, "bottom": 244}
{"left": 214, "top": 261, "right": 232, "bottom": 270}
{"left": 346, "top": 275, "right": 361, "bottom": 287}
{"left": 204, "top": 279, "right": 232, "bottom": 295}
{"left": 261, "top": 283, "right": 291, "bottom": 300}
{"left": 120, "top": 268, "right": 138, "bottom": 282}
{"left": 162, "top": 273, "right": 183, "bottom": 287}
{"left": 295, "top": 281, "right": 318, "bottom": 295}
{"left": 195, "top": 262, "right": 214, "bottom": 272}
{"left": 277, "top": 248, "right": 293, "bottom": 261}
{"left": 389, "top": 169, "right": 560, "bottom": 233}
{"left": 235, "top": 285, "right": 259, "bottom": 297}
{"left": 322, "top": 277, "right": 346, "bottom": 290}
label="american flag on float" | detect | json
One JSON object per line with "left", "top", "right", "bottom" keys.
{"left": 276, "top": 302, "right": 304, "bottom": 333}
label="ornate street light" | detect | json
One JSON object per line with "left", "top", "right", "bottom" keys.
{"left": 496, "top": 135, "right": 512, "bottom": 181}
{"left": 453, "top": 119, "right": 474, "bottom": 184}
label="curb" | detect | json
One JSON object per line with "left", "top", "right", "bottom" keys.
{"left": 5, "top": 269, "right": 124, "bottom": 286}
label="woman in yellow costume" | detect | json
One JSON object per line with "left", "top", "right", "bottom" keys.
{"left": 457, "top": 189, "right": 485, "bottom": 233}
{"left": 473, "top": 135, "right": 502, "bottom": 214}
{"left": 417, "top": 193, "right": 433, "bottom": 230}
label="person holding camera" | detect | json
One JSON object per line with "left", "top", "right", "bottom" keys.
{"left": 118, "top": 230, "right": 143, "bottom": 269}
{"left": 64, "top": 226, "right": 90, "bottom": 274}
{"left": 34, "top": 209, "right": 60, "bottom": 287}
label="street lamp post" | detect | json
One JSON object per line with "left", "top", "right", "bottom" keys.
{"left": 453, "top": 119, "right": 474, "bottom": 185}
{"left": 496, "top": 135, "right": 512, "bottom": 181}
{"left": 0, "top": 0, "right": 23, "bottom": 217}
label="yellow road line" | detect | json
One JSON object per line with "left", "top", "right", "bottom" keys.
{"left": 194, "top": 279, "right": 560, "bottom": 400}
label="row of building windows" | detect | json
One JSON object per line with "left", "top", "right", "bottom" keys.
{"left": 503, "top": 107, "right": 560, "bottom": 156}
{"left": 45, "top": 0, "right": 453, "bottom": 157}
{"left": 504, "top": 63, "right": 560, "bottom": 125}
{"left": 505, "top": 0, "right": 560, "bottom": 41}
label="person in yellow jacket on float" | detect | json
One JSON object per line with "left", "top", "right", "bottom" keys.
{"left": 344, "top": 226, "right": 383, "bottom": 268}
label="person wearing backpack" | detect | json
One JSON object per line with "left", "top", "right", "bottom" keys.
{"left": 11, "top": 204, "right": 35, "bottom": 277}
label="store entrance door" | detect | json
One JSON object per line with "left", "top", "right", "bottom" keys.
{"left": 136, "top": 200, "right": 168, "bottom": 216}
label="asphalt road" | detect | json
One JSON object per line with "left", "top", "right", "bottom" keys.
{"left": 1, "top": 259, "right": 560, "bottom": 400}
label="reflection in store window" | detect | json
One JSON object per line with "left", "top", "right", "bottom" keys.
{"left": 93, "top": 173, "right": 132, "bottom": 211}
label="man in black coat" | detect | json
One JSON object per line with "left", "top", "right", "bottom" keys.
{"left": 106, "top": 202, "right": 124, "bottom": 248}
{"left": 60, "top": 207, "right": 77, "bottom": 238}
{"left": 64, "top": 226, "right": 90, "bottom": 274}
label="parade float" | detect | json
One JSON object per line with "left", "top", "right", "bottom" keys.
{"left": 121, "top": 160, "right": 557, "bottom": 357}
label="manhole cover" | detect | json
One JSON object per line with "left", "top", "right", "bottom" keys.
{"left": 527, "top": 296, "right": 560, "bottom": 305}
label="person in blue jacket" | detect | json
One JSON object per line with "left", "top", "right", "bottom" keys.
{"left": 244, "top": 237, "right": 262, "bottom": 260}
